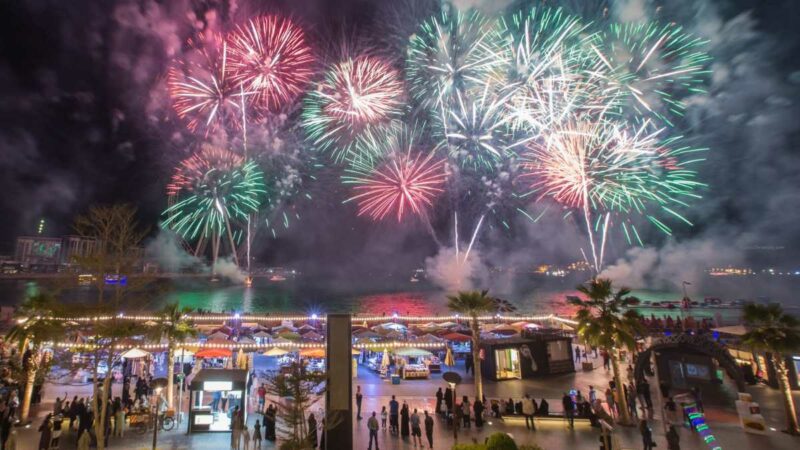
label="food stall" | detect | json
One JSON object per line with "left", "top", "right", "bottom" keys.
{"left": 395, "top": 348, "right": 433, "bottom": 379}
{"left": 188, "top": 369, "right": 249, "bottom": 433}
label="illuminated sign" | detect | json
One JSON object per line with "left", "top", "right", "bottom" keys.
{"left": 203, "top": 381, "right": 233, "bottom": 391}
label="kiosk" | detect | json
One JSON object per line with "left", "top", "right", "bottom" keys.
{"left": 188, "top": 369, "right": 249, "bottom": 433}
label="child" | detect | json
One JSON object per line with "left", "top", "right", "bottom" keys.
{"left": 253, "top": 420, "right": 262, "bottom": 449}
{"left": 381, "top": 406, "right": 388, "bottom": 430}
{"left": 242, "top": 424, "right": 251, "bottom": 450}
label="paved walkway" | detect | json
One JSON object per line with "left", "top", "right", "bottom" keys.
{"left": 6, "top": 353, "right": 800, "bottom": 449}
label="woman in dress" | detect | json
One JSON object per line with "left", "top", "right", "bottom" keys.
{"left": 307, "top": 413, "right": 318, "bottom": 448}
{"left": 400, "top": 402, "right": 410, "bottom": 438}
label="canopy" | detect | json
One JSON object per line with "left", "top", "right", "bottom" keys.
{"left": 299, "top": 348, "right": 326, "bottom": 358}
{"left": 195, "top": 348, "right": 232, "bottom": 358}
{"left": 263, "top": 347, "right": 289, "bottom": 357}
{"left": 394, "top": 348, "right": 433, "bottom": 358}
{"left": 353, "top": 330, "right": 380, "bottom": 339}
{"left": 438, "top": 322, "right": 458, "bottom": 328}
{"left": 207, "top": 331, "right": 231, "bottom": 341}
{"left": 237, "top": 336, "right": 256, "bottom": 344}
{"left": 298, "top": 324, "right": 316, "bottom": 331}
{"left": 374, "top": 322, "right": 406, "bottom": 332}
{"left": 121, "top": 348, "right": 149, "bottom": 359}
{"left": 302, "top": 331, "right": 323, "bottom": 341}
{"left": 712, "top": 325, "right": 748, "bottom": 336}
{"left": 206, "top": 338, "right": 231, "bottom": 346}
{"left": 416, "top": 333, "right": 444, "bottom": 343}
{"left": 253, "top": 330, "right": 272, "bottom": 338}
{"left": 443, "top": 333, "right": 471, "bottom": 342}
{"left": 211, "top": 326, "right": 233, "bottom": 335}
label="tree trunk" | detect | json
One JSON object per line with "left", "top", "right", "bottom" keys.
{"left": 19, "top": 367, "right": 36, "bottom": 422}
{"left": 610, "top": 347, "right": 632, "bottom": 426}
{"left": 167, "top": 344, "right": 175, "bottom": 409}
{"left": 471, "top": 315, "right": 483, "bottom": 401}
{"left": 94, "top": 351, "right": 114, "bottom": 450}
{"left": 773, "top": 354, "right": 800, "bottom": 434}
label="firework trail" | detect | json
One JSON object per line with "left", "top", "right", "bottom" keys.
{"left": 303, "top": 54, "right": 405, "bottom": 164}
{"left": 227, "top": 15, "right": 315, "bottom": 112}
{"left": 168, "top": 32, "right": 243, "bottom": 136}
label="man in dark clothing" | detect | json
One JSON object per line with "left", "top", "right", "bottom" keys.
{"left": 424, "top": 411, "right": 434, "bottom": 449}
{"left": 562, "top": 393, "right": 575, "bottom": 428}
{"left": 444, "top": 387, "right": 453, "bottom": 414}
{"left": 356, "top": 385, "right": 363, "bottom": 420}
{"left": 389, "top": 395, "right": 399, "bottom": 435}
{"left": 435, "top": 388, "right": 443, "bottom": 415}
{"left": 464, "top": 356, "right": 473, "bottom": 375}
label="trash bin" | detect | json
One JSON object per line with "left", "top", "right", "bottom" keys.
{"left": 391, "top": 374, "right": 401, "bottom": 385}
{"left": 582, "top": 361, "right": 594, "bottom": 371}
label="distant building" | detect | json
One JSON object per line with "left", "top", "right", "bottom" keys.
{"left": 14, "top": 236, "right": 63, "bottom": 271}
{"left": 62, "top": 235, "right": 100, "bottom": 266}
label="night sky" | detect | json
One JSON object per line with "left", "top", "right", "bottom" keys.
{"left": 1, "top": 0, "right": 799, "bottom": 282}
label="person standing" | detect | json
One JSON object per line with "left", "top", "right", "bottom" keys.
{"left": 242, "top": 424, "right": 251, "bottom": 450}
{"left": 666, "top": 425, "right": 680, "bottom": 450}
{"left": 522, "top": 394, "right": 536, "bottom": 430}
{"left": 639, "top": 419, "right": 654, "bottom": 450}
{"left": 356, "top": 386, "right": 364, "bottom": 420}
{"left": 0, "top": 402, "right": 12, "bottom": 450}
{"left": 473, "top": 398, "right": 484, "bottom": 428}
{"left": 389, "top": 396, "right": 399, "bottom": 435}
{"left": 464, "top": 355, "right": 472, "bottom": 375}
{"left": 444, "top": 387, "right": 453, "bottom": 416}
{"left": 602, "top": 351, "right": 611, "bottom": 371}
{"left": 231, "top": 406, "right": 242, "bottom": 450}
{"left": 589, "top": 386, "right": 597, "bottom": 404}
{"left": 461, "top": 396, "right": 471, "bottom": 428}
{"left": 256, "top": 384, "right": 266, "bottom": 414}
{"left": 424, "top": 411, "right": 434, "bottom": 449}
{"left": 308, "top": 413, "right": 318, "bottom": 448}
{"left": 400, "top": 402, "right": 410, "bottom": 438}
{"left": 367, "top": 412, "right": 380, "bottom": 450}
{"left": 253, "top": 419, "right": 262, "bottom": 449}
{"left": 435, "top": 388, "right": 443, "bottom": 415}
{"left": 410, "top": 409, "right": 422, "bottom": 447}
{"left": 380, "top": 406, "right": 387, "bottom": 430}
{"left": 38, "top": 414, "right": 53, "bottom": 450}
{"left": 562, "top": 393, "right": 574, "bottom": 429}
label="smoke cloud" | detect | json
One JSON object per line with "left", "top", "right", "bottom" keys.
{"left": 425, "top": 246, "right": 489, "bottom": 292}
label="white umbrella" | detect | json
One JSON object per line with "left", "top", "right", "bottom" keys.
{"left": 121, "top": 348, "right": 150, "bottom": 359}
{"left": 263, "top": 347, "right": 289, "bottom": 357}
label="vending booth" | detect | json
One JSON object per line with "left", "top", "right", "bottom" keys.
{"left": 188, "top": 369, "right": 249, "bottom": 433}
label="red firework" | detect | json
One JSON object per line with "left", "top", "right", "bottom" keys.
{"left": 226, "top": 15, "right": 314, "bottom": 111}
{"left": 167, "top": 33, "right": 243, "bottom": 135}
{"left": 347, "top": 152, "right": 446, "bottom": 222}
{"left": 167, "top": 145, "right": 244, "bottom": 196}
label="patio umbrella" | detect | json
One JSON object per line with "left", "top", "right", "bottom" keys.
{"left": 263, "top": 347, "right": 289, "bottom": 357}
{"left": 236, "top": 349, "right": 248, "bottom": 368}
{"left": 444, "top": 347, "right": 455, "bottom": 366}
{"left": 443, "top": 332, "right": 471, "bottom": 342}
{"left": 416, "top": 333, "right": 443, "bottom": 343}
{"left": 121, "top": 348, "right": 149, "bottom": 359}
{"left": 254, "top": 330, "right": 272, "bottom": 339}
{"left": 302, "top": 331, "right": 323, "bottom": 341}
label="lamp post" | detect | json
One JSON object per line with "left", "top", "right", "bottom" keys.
{"left": 442, "top": 371, "right": 462, "bottom": 441}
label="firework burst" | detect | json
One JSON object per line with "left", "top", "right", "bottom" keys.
{"left": 163, "top": 146, "right": 266, "bottom": 242}
{"left": 227, "top": 15, "right": 314, "bottom": 111}
{"left": 406, "top": 9, "right": 509, "bottom": 112}
{"left": 343, "top": 128, "right": 446, "bottom": 221}
{"left": 168, "top": 33, "right": 243, "bottom": 136}
{"left": 302, "top": 55, "right": 405, "bottom": 163}
{"left": 589, "top": 22, "right": 712, "bottom": 125}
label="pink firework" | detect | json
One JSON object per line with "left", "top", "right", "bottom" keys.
{"left": 226, "top": 15, "right": 314, "bottom": 111}
{"left": 167, "top": 33, "right": 242, "bottom": 135}
{"left": 167, "top": 145, "right": 244, "bottom": 196}
{"left": 345, "top": 152, "right": 446, "bottom": 221}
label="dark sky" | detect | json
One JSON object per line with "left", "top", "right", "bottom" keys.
{"left": 0, "top": 0, "right": 798, "bottom": 280}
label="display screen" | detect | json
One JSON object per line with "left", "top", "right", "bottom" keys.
{"left": 685, "top": 363, "right": 711, "bottom": 380}
{"left": 204, "top": 381, "right": 233, "bottom": 391}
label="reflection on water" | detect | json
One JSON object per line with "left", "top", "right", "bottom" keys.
{"left": 0, "top": 275, "right": 797, "bottom": 326}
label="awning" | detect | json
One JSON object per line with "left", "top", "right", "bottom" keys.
{"left": 299, "top": 348, "right": 326, "bottom": 358}
{"left": 263, "top": 347, "right": 289, "bottom": 357}
{"left": 195, "top": 348, "right": 233, "bottom": 358}
{"left": 394, "top": 348, "right": 433, "bottom": 358}
{"left": 121, "top": 348, "right": 149, "bottom": 359}
{"left": 712, "top": 325, "right": 748, "bottom": 336}
{"left": 443, "top": 333, "right": 471, "bottom": 342}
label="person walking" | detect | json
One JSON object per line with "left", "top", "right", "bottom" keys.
{"left": 38, "top": 414, "right": 53, "bottom": 450}
{"left": 256, "top": 384, "right": 266, "bottom": 414}
{"left": 666, "top": 424, "right": 680, "bottom": 450}
{"left": 444, "top": 387, "right": 453, "bottom": 416}
{"left": 605, "top": 388, "right": 617, "bottom": 418}
{"left": 639, "top": 419, "right": 654, "bottom": 450}
{"left": 356, "top": 386, "right": 364, "bottom": 420}
{"left": 308, "top": 413, "right": 318, "bottom": 448}
{"left": 435, "top": 388, "right": 443, "bottom": 415}
{"left": 367, "top": 412, "right": 380, "bottom": 450}
{"left": 522, "top": 394, "right": 536, "bottom": 430}
{"left": 231, "top": 406, "right": 242, "bottom": 449}
{"left": 464, "top": 356, "right": 473, "bottom": 375}
{"left": 389, "top": 396, "right": 399, "bottom": 435}
{"left": 473, "top": 397, "right": 484, "bottom": 428}
{"left": 400, "top": 401, "right": 410, "bottom": 438}
{"left": 410, "top": 409, "right": 422, "bottom": 447}
{"left": 575, "top": 347, "right": 582, "bottom": 365}
{"left": 253, "top": 420, "right": 262, "bottom": 449}
{"left": 562, "top": 393, "right": 574, "bottom": 429}
{"left": 424, "top": 411, "right": 434, "bottom": 449}
{"left": 602, "top": 351, "right": 611, "bottom": 371}
{"left": 589, "top": 386, "right": 597, "bottom": 404}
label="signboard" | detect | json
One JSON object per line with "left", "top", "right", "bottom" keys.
{"left": 203, "top": 381, "right": 233, "bottom": 391}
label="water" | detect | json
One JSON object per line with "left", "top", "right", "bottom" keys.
{"left": 2, "top": 273, "right": 798, "bottom": 325}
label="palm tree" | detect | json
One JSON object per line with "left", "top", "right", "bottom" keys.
{"left": 568, "top": 278, "right": 643, "bottom": 426}
{"left": 151, "top": 303, "right": 197, "bottom": 409}
{"left": 447, "top": 290, "right": 498, "bottom": 400}
{"left": 742, "top": 303, "right": 800, "bottom": 435}
{"left": 6, "top": 293, "right": 64, "bottom": 423}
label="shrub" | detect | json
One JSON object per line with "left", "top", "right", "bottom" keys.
{"left": 519, "top": 445, "right": 544, "bottom": 450}
{"left": 452, "top": 444, "right": 487, "bottom": 450}
{"left": 486, "top": 433, "right": 518, "bottom": 450}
